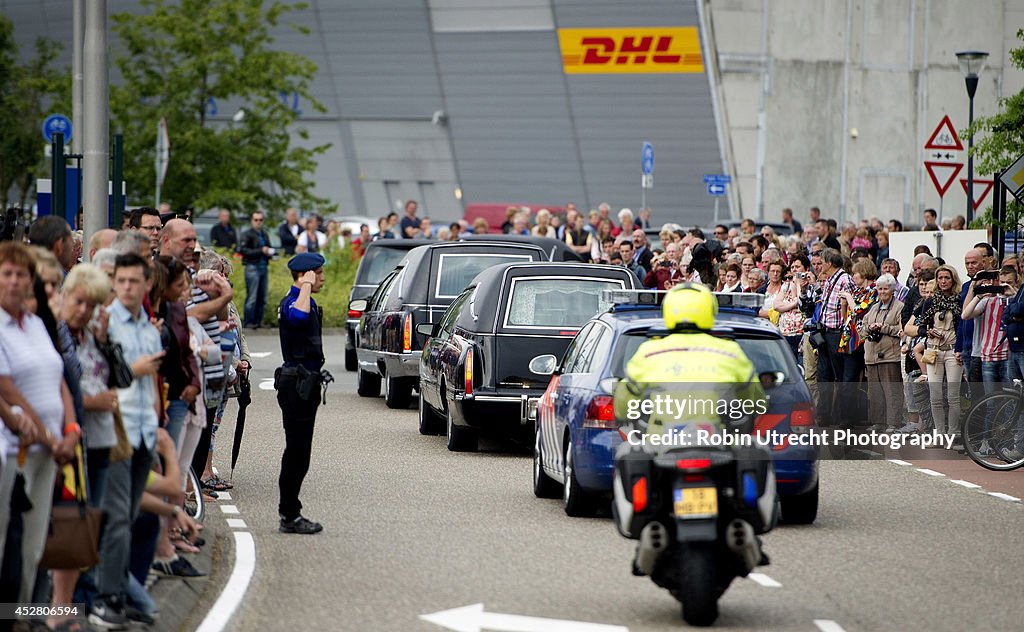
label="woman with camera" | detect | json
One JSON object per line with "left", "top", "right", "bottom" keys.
{"left": 862, "top": 274, "right": 905, "bottom": 432}
{"left": 904, "top": 265, "right": 963, "bottom": 442}
{"left": 773, "top": 255, "right": 812, "bottom": 361}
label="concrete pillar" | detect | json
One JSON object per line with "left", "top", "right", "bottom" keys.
{"left": 82, "top": 0, "right": 108, "bottom": 242}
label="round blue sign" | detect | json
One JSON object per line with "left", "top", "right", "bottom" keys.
{"left": 42, "top": 114, "right": 72, "bottom": 144}
{"left": 641, "top": 142, "right": 654, "bottom": 175}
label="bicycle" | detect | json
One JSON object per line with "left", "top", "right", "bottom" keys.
{"left": 184, "top": 466, "right": 205, "bottom": 522}
{"left": 961, "top": 379, "right": 1024, "bottom": 471}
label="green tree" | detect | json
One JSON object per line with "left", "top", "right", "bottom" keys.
{"left": 968, "top": 28, "right": 1024, "bottom": 230}
{"left": 111, "top": 0, "right": 332, "bottom": 219}
{"left": 0, "top": 14, "right": 69, "bottom": 208}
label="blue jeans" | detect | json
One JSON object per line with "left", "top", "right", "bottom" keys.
{"left": 165, "top": 399, "right": 188, "bottom": 449}
{"left": 244, "top": 264, "right": 269, "bottom": 327}
{"left": 1008, "top": 350, "right": 1024, "bottom": 381}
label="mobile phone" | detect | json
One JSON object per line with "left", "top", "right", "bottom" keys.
{"left": 976, "top": 284, "right": 1008, "bottom": 295}
{"left": 975, "top": 269, "right": 999, "bottom": 281}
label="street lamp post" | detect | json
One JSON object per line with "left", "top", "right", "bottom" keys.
{"left": 956, "top": 50, "right": 989, "bottom": 224}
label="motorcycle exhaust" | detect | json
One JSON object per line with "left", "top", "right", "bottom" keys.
{"left": 633, "top": 521, "right": 668, "bottom": 576}
{"left": 726, "top": 519, "right": 760, "bottom": 572}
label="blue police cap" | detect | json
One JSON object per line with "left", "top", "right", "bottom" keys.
{"left": 287, "top": 252, "right": 326, "bottom": 272}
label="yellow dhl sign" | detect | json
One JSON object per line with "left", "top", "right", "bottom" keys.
{"left": 558, "top": 27, "right": 703, "bottom": 74}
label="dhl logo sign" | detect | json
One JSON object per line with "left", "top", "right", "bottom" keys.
{"left": 558, "top": 27, "right": 703, "bottom": 74}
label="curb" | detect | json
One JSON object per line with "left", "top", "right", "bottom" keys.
{"left": 149, "top": 505, "right": 234, "bottom": 632}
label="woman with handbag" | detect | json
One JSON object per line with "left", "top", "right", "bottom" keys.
{"left": 836, "top": 259, "right": 879, "bottom": 426}
{"left": 48, "top": 264, "right": 115, "bottom": 631}
{"left": 905, "top": 265, "right": 963, "bottom": 443}
{"left": 0, "top": 242, "right": 78, "bottom": 605}
{"left": 773, "top": 255, "right": 812, "bottom": 363}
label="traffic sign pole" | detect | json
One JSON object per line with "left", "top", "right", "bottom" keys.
{"left": 641, "top": 143, "right": 654, "bottom": 216}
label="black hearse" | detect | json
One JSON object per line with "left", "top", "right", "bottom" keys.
{"left": 351, "top": 241, "right": 547, "bottom": 408}
{"left": 416, "top": 262, "right": 638, "bottom": 451}
{"left": 344, "top": 239, "right": 432, "bottom": 370}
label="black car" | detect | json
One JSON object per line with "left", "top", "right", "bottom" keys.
{"left": 352, "top": 241, "right": 548, "bottom": 409}
{"left": 416, "top": 262, "right": 639, "bottom": 451}
{"left": 344, "top": 239, "right": 433, "bottom": 371}
{"left": 460, "top": 234, "right": 585, "bottom": 262}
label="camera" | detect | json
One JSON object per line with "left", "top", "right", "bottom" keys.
{"left": 659, "top": 260, "right": 673, "bottom": 268}
{"left": 976, "top": 284, "right": 1009, "bottom": 295}
{"left": 866, "top": 331, "right": 883, "bottom": 343}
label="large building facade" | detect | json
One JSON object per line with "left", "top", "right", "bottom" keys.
{"left": 3, "top": 0, "right": 1022, "bottom": 228}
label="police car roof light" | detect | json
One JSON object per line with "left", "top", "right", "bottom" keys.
{"left": 713, "top": 292, "right": 764, "bottom": 310}
{"left": 603, "top": 289, "right": 666, "bottom": 309}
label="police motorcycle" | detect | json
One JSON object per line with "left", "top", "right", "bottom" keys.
{"left": 610, "top": 290, "right": 779, "bottom": 627}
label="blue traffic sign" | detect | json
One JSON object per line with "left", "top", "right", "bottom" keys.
{"left": 703, "top": 174, "right": 731, "bottom": 185}
{"left": 707, "top": 183, "right": 726, "bottom": 196}
{"left": 42, "top": 113, "right": 72, "bottom": 144}
{"left": 641, "top": 142, "right": 654, "bottom": 175}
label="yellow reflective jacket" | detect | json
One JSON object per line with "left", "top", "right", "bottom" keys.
{"left": 614, "top": 332, "right": 764, "bottom": 433}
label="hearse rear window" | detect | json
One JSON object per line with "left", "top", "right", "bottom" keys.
{"left": 435, "top": 253, "right": 533, "bottom": 298}
{"left": 502, "top": 277, "right": 624, "bottom": 329}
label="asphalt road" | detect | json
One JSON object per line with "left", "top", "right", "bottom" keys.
{"left": 204, "top": 334, "right": 1024, "bottom": 632}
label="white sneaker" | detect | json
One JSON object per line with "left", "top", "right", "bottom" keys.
{"left": 897, "top": 422, "right": 919, "bottom": 433}
{"left": 978, "top": 440, "right": 994, "bottom": 456}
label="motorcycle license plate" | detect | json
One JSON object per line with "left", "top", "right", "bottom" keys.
{"left": 673, "top": 487, "right": 718, "bottom": 519}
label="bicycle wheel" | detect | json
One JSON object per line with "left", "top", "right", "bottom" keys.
{"left": 962, "top": 392, "right": 1024, "bottom": 471}
{"left": 184, "top": 467, "right": 205, "bottom": 522}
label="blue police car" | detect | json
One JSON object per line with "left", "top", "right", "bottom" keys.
{"left": 531, "top": 290, "right": 819, "bottom": 523}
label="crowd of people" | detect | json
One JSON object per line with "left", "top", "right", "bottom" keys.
{"left": 0, "top": 208, "right": 249, "bottom": 631}
{"left": 378, "top": 200, "right": 1018, "bottom": 452}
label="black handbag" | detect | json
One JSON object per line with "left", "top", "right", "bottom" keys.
{"left": 102, "top": 341, "right": 134, "bottom": 389}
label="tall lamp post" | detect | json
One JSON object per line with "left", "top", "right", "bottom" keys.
{"left": 956, "top": 50, "right": 989, "bottom": 224}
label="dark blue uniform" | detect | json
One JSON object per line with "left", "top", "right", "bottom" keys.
{"left": 276, "top": 254, "right": 328, "bottom": 529}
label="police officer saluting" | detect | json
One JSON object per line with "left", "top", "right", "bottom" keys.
{"left": 276, "top": 252, "right": 332, "bottom": 534}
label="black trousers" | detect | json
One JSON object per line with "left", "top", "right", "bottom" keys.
{"left": 191, "top": 406, "right": 218, "bottom": 478}
{"left": 277, "top": 379, "right": 321, "bottom": 520}
{"left": 816, "top": 330, "right": 845, "bottom": 426}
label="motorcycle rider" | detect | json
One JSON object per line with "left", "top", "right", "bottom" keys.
{"left": 612, "top": 284, "right": 776, "bottom": 570}
{"left": 614, "top": 283, "right": 765, "bottom": 434}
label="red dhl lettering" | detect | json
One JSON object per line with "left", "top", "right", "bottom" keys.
{"left": 577, "top": 36, "right": 682, "bottom": 66}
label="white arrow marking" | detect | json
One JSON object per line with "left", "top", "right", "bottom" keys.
{"left": 420, "top": 604, "right": 628, "bottom": 632}
{"left": 258, "top": 379, "right": 275, "bottom": 391}
{"left": 249, "top": 351, "right": 273, "bottom": 358}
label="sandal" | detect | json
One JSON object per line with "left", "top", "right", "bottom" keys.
{"left": 201, "top": 475, "right": 232, "bottom": 491}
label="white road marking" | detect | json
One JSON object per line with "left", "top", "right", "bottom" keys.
{"left": 420, "top": 604, "right": 628, "bottom": 632}
{"left": 813, "top": 620, "right": 847, "bottom": 632}
{"left": 258, "top": 378, "right": 275, "bottom": 391}
{"left": 250, "top": 351, "right": 273, "bottom": 358}
{"left": 916, "top": 468, "right": 945, "bottom": 477}
{"left": 220, "top": 504, "right": 240, "bottom": 515}
{"left": 747, "top": 572, "right": 781, "bottom": 587}
{"left": 225, "top": 518, "right": 247, "bottom": 529}
{"left": 195, "top": 531, "right": 256, "bottom": 632}
{"left": 950, "top": 480, "right": 981, "bottom": 489}
{"left": 218, "top": 491, "right": 232, "bottom": 501}
{"left": 887, "top": 459, "right": 912, "bottom": 466}
{"left": 988, "top": 492, "right": 1022, "bottom": 503}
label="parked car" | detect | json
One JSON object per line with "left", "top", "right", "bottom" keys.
{"left": 344, "top": 239, "right": 433, "bottom": 370}
{"left": 351, "top": 241, "right": 548, "bottom": 409}
{"left": 532, "top": 291, "right": 819, "bottom": 522}
{"left": 417, "top": 262, "right": 639, "bottom": 452}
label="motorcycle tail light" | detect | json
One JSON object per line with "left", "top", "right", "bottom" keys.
{"left": 632, "top": 476, "right": 648, "bottom": 513}
{"left": 464, "top": 349, "right": 473, "bottom": 396}
{"left": 403, "top": 314, "right": 412, "bottom": 351}
{"left": 676, "top": 458, "right": 711, "bottom": 470}
{"left": 582, "top": 395, "right": 617, "bottom": 429}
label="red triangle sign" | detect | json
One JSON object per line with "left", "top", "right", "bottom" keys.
{"left": 925, "top": 115, "right": 963, "bottom": 151}
{"left": 924, "top": 161, "right": 963, "bottom": 196}
{"left": 959, "top": 178, "right": 995, "bottom": 210}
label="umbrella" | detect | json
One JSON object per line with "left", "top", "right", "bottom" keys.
{"left": 230, "top": 371, "right": 252, "bottom": 477}
{"left": 0, "top": 448, "right": 33, "bottom": 604}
